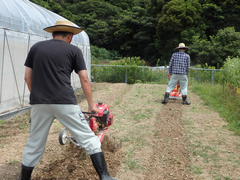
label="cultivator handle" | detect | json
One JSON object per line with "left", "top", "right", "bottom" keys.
{"left": 82, "top": 111, "right": 97, "bottom": 115}
{"left": 82, "top": 111, "right": 96, "bottom": 121}
{"left": 82, "top": 111, "right": 92, "bottom": 114}
{"left": 167, "top": 74, "right": 171, "bottom": 80}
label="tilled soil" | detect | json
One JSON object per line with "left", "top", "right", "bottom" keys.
{"left": 144, "top": 103, "right": 193, "bottom": 180}
{"left": 0, "top": 83, "right": 239, "bottom": 180}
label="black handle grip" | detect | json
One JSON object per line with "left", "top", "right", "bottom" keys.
{"left": 82, "top": 111, "right": 91, "bottom": 114}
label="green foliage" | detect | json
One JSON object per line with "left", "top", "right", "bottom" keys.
{"left": 91, "top": 45, "right": 107, "bottom": 62}
{"left": 106, "top": 0, "right": 135, "bottom": 10}
{"left": 113, "top": 4, "right": 149, "bottom": 57}
{"left": 189, "top": 68, "right": 223, "bottom": 85}
{"left": 0, "top": 120, "right": 4, "bottom": 125}
{"left": 9, "top": 159, "right": 19, "bottom": 164}
{"left": 30, "top": 0, "right": 51, "bottom": 10}
{"left": 191, "top": 82, "right": 240, "bottom": 135}
{"left": 156, "top": 59, "right": 161, "bottom": 66}
{"left": 30, "top": 0, "right": 240, "bottom": 67}
{"left": 201, "top": 3, "right": 225, "bottom": 37}
{"left": 91, "top": 45, "right": 122, "bottom": 63}
{"left": 223, "top": 57, "right": 240, "bottom": 88}
{"left": 110, "top": 57, "right": 145, "bottom": 66}
{"left": 91, "top": 62, "right": 168, "bottom": 85}
{"left": 219, "top": 0, "right": 240, "bottom": 32}
{"left": 91, "top": 66, "right": 125, "bottom": 83}
{"left": 196, "top": 63, "right": 216, "bottom": 69}
{"left": 156, "top": 0, "right": 206, "bottom": 61}
{"left": 189, "top": 35, "right": 216, "bottom": 65}
{"left": 214, "top": 27, "right": 240, "bottom": 62}
{"left": 189, "top": 63, "right": 225, "bottom": 87}
{"left": 190, "top": 27, "right": 240, "bottom": 67}
{"left": 68, "top": 0, "right": 121, "bottom": 47}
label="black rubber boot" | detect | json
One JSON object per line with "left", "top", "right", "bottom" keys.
{"left": 18, "top": 164, "right": 34, "bottom": 180}
{"left": 182, "top": 95, "right": 191, "bottom": 105}
{"left": 90, "top": 152, "right": 117, "bottom": 180}
{"left": 162, "top": 92, "right": 170, "bottom": 104}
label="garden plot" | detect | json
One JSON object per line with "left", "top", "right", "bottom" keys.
{"left": 0, "top": 83, "right": 239, "bottom": 180}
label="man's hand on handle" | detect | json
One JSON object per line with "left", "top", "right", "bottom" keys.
{"left": 167, "top": 74, "right": 171, "bottom": 80}
{"left": 78, "top": 70, "right": 99, "bottom": 115}
{"left": 89, "top": 106, "right": 99, "bottom": 115}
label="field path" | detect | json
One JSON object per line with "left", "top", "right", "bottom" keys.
{"left": 0, "top": 83, "right": 239, "bottom": 180}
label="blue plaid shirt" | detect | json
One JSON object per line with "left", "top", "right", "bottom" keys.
{"left": 169, "top": 51, "right": 190, "bottom": 75}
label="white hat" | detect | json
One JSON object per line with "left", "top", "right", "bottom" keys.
{"left": 174, "top": 43, "right": 189, "bottom": 51}
{"left": 44, "top": 20, "right": 82, "bottom": 35}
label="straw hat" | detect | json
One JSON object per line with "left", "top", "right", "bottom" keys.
{"left": 44, "top": 20, "right": 82, "bottom": 35}
{"left": 174, "top": 43, "right": 189, "bottom": 51}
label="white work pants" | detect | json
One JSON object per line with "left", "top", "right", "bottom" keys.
{"left": 166, "top": 74, "right": 188, "bottom": 95}
{"left": 22, "top": 104, "right": 101, "bottom": 167}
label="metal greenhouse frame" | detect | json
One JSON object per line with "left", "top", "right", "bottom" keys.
{"left": 0, "top": 0, "right": 91, "bottom": 117}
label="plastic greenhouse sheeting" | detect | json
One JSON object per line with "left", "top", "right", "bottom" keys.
{"left": 0, "top": 0, "right": 91, "bottom": 114}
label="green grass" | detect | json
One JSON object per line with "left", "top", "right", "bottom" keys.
{"left": 190, "top": 82, "right": 240, "bottom": 135}
{"left": 0, "top": 120, "right": 4, "bottom": 125}
{"left": 8, "top": 159, "right": 19, "bottom": 164}
{"left": 124, "top": 158, "right": 142, "bottom": 170}
{"left": 191, "top": 165, "right": 203, "bottom": 175}
{"left": 19, "top": 124, "right": 27, "bottom": 129}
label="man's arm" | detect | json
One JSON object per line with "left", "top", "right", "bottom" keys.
{"left": 168, "top": 54, "right": 174, "bottom": 75}
{"left": 187, "top": 55, "right": 190, "bottom": 74}
{"left": 24, "top": 67, "right": 33, "bottom": 92}
{"left": 78, "top": 70, "right": 99, "bottom": 114}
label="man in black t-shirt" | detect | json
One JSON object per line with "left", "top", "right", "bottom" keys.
{"left": 18, "top": 20, "right": 117, "bottom": 180}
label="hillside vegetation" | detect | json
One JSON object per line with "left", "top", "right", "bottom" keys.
{"left": 30, "top": 0, "right": 240, "bottom": 66}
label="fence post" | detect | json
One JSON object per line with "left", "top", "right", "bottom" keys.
{"left": 125, "top": 69, "right": 128, "bottom": 84}
{"left": 211, "top": 70, "right": 214, "bottom": 86}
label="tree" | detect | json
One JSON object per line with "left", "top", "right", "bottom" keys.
{"left": 66, "top": 0, "right": 121, "bottom": 47}
{"left": 220, "top": 0, "right": 240, "bottom": 32}
{"left": 29, "top": 0, "right": 240, "bottom": 67}
{"left": 113, "top": 6, "right": 146, "bottom": 56}
{"left": 201, "top": 3, "right": 224, "bottom": 38}
{"left": 190, "top": 27, "right": 240, "bottom": 67}
{"left": 199, "top": 0, "right": 240, "bottom": 34}
{"left": 214, "top": 27, "right": 240, "bottom": 64}
{"left": 105, "top": 0, "right": 135, "bottom": 10}
{"left": 155, "top": 0, "right": 205, "bottom": 63}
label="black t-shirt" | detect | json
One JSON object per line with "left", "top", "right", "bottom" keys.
{"left": 24, "top": 39, "right": 86, "bottom": 104}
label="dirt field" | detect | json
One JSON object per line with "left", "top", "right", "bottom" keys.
{"left": 0, "top": 83, "right": 239, "bottom": 180}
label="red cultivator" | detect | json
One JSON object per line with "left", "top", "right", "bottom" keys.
{"left": 87, "top": 102, "right": 113, "bottom": 143}
{"left": 59, "top": 102, "right": 119, "bottom": 147}
{"left": 167, "top": 74, "right": 182, "bottom": 100}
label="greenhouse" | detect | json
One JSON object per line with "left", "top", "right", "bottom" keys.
{"left": 0, "top": 0, "right": 91, "bottom": 115}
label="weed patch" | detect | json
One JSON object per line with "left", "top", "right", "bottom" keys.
{"left": 190, "top": 82, "right": 240, "bottom": 135}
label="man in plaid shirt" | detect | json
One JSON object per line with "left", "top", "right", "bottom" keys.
{"left": 162, "top": 43, "right": 191, "bottom": 105}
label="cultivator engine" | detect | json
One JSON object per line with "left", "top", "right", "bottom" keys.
{"left": 59, "top": 102, "right": 120, "bottom": 148}
{"left": 168, "top": 74, "right": 182, "bottom": 100}
{"left": 88, "top": 102, "right": 113, "bottom": 142}
{"left": 169, "top": 83, "right": 182, "bottom": 100}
